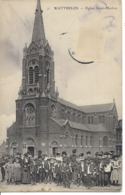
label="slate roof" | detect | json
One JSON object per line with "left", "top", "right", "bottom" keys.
{"left": 58, "top": 98, "right": 114, "bottom": 114}
{"left": 80, "top": 102, "right": 114, "bottom": 113}
{"left": 50, "top": 118, "right": 108, "bottom": 132}
{"left": 58, "top": 98, "right": 84, "bottom": 112}
{"left": 87, "top": 124, "right": 109, "bottom": 132}
{"left": 7, "top": 122, "right": 16, "bottom": 134}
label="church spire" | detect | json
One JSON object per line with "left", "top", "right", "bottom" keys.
{"left": 32, "top": 0, "right": 46, "bottom": 44}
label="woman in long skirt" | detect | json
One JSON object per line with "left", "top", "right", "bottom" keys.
{"left": 4, "top": 158, "right": 14, "bottom": 184}
{"left": 13, "top": 157, "right": 21, "bottom": 184}
{"left": 21, "top": 154, "right": 31, "bottom": 184}
{"left": 110, "top": 155, "right": 120, "bottom": 185}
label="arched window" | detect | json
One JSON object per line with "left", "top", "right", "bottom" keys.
{"left": 28, "top": 60, "right": 39, "bottom": 84}
{"left": 86, "top": 136, "right": 88, "bottom": 146}
{"left": 65, "top": 132, "right": 69, "bottom": 141}
{"left": 24, "top": 137, "right": 35, "bottom": 146}
{"left": 103, "top": 136, "right": 108, "bottom": 146}
{"left": 11, "top": 142, "right": 18, "bottom": 157}
{"left": 90, "top": 136, "right": 93, "bottom": 146}
{"left": 46, "top": 69, "right": 50, "bottom": 84}
{"left": 66, "top": 132, "right": 69, "bottom": 137}
{"left": 51, "top": 105, "right": 56, "bottom": 118}
{"left": 51, "top": 141, "right": 58, "bottom": 157}
{"left": 34, "top": 66, "right": 39, "bottom": 83}
{"left": 28, "top": 88, "right": 32, "bottom": 95}
{"left": 29, "top": 67, "right": 33, "bottom": 84}
{"left": 25, "top": 103, "right": 35, "bottom": 126}
{"left": 75, "top": 134, "right": 78, "bottom": 146}
{"left": 81, "top": 135, "right": 83, "bottom": 146}
{"left": 91, "top": 117, "right": 94, "bottom": 124}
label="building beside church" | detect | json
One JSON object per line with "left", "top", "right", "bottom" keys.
{"left": 6, "top": 0, "right": 118, "bottom": 157}
{"left": 116, "top": 120, "right": 122, "bottom": 155}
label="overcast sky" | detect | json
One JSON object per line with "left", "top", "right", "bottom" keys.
{"left": 0, "top": 0, "right": 122, "bottom": 144}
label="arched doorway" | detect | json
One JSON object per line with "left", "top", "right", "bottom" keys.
{"left": 11, "top": 142, "right": 18, "bottom": 156}
{"left": 23, "top": 138, "right": 35, "bottom": 157}
{"left": 51, "top": 141, "right": 58, "bottom": 156}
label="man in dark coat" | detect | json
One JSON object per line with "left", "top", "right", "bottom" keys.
{"left": 98, "top": 153, "right": 105, "bottom": 186}
{"left": 21, "top": 153, "right": 31, "bottom": 184}
{"left": 55, "top": 160, "right": 62, "bottom": 186}
{"left": 30, "top": 158, "right": 38, "bottom": 185}
{"left": 70, "top": 149, "right": 77, "bottom": 162}
{"left": 62, "top": 162, "right": 71, "bottom": 188}
{"left": 78, "top": 159, "right": 85, "bottom": 186}
{"left": 38, "top": 156, "right": 46, "bottom": 183}
{"left": 62, "top": 151, "right": 69, "bottom": 163}
{"left": 0, "top": 159, "right": 5, "bottom": 182}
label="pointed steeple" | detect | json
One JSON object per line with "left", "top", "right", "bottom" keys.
{"left": 32, "top": 0, "right": 46, "bottom": 44}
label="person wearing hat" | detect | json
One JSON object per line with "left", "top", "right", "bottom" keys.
{"left": 84, "top": 157, "right": 96, "bottom": 188}
{"left": 37, "top": 157, "right": 43, "bottom": 183}
{"left": 79, "top": 153, "right": 84, "bottom": 162}
{"left": 13, "top": 157, "right": 21, "bottom": 184}
{"left": 97, "top": 153, "right": 105, "bottom": 186}
{"left": 110, "top": 155, "right": 120, "bottom": 186}
{"left": 71, "top": 160, "right": 80, "bottom": 185}
{"left": 44, "top": 157, "right": 54, "bottom": 184}
{"left": 55, "top": 160, "right": 62, "bottom": 186}
{"left": 0, "top": 158, "right": 5, "bottom": 182}
{"left": 103, "top": 152, "right": 108, "bottom": 159}
{"left": 37, "top": 155, "right": 46, "bottom": 183}
{"left": 93, "top": 152, "right": 100, "bottom": 186}
{"left": 21, "top": 154, "right": 31, "bottom": 184}
{"left": 56, "top": 153, "right": 62, "bottom": 162}
{"left": 62, "top": 161, "right": 71, "bottom": 188}
{"left": 4, "top": 157, "right": 14, "bottom": 184}
{"left": 104, "top": 153, "right": 112, "bottom": 187}
{"left": 38, "top": 150, "right": 42, "bottom": 159}
{"left": 30, "top": 158, "right": 38, "bottom": 185}
{"left": 86, "top": 151, "right": 92, "bottom": 159}
{"left": 108, "top": 152, "right": 113, "bottom": 160}
{"left": 70, "top": 149, "right": 77, "bottom": 163}
{"left": 78, "top": 159, "right": 85, "bottom": 186}
{"left": 93, "top": 152, "right": 99, "bottom": 168}
{"left": 62, "top": 151, "right": 69, "bottom": 164}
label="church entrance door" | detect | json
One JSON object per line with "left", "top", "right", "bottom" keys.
{"left": 52, "top": 147, "right": 58, "bottom": 156}
{"left": 13, "top": 148, "right": 17, "bottom": 156}
{"left": 23, "top": 138, "right": 36, "bottom": 157}
{"left": 11, "top": 142, "right": 18, "bottom": 157}
{"left": 27, "top": 146, "right": 34, "bottom": 157}
{"left": 51, "top": 141, "right": 58, "bottom": 157}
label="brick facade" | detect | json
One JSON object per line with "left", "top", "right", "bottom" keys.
{"left": 6, "top": 0, "right": 118, "bottom": 157}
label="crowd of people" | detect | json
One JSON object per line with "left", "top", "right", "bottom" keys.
{"left": 0, "top": 149, "right": 122, "bottom": 189}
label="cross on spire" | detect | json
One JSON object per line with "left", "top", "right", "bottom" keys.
{"left": 32, "top": 0, "right": 46, "bottom": 44}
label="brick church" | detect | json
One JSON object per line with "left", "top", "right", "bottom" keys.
{"left": 6, "top": 0, "right": 118, "bottom": 157}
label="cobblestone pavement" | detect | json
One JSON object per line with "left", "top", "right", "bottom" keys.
{"left": 0, "top": 182, "right": 122, "bottom": 192}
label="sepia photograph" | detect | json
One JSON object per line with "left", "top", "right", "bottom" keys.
{"left": 0, "top": 0, "right": 122, "bottom": 192}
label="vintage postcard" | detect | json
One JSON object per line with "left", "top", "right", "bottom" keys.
{"left": 0, "top": 0, "right": 122, "bottom": 192}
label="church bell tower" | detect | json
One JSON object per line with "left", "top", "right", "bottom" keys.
{"left": 19, "top": 0, "right": 56, "bottom": 99}
{"left": 10, "top": 0, "right": 57, "bottom": 156}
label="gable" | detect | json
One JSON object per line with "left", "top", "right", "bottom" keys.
{"left": 27, "top": 41, "right": 39, "bottom": 55}
{"left": 44, "top": 42, "right": 53, "bottom": 56}
{"left": 49, "top": 118, "right": 62, "bottom": 133}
